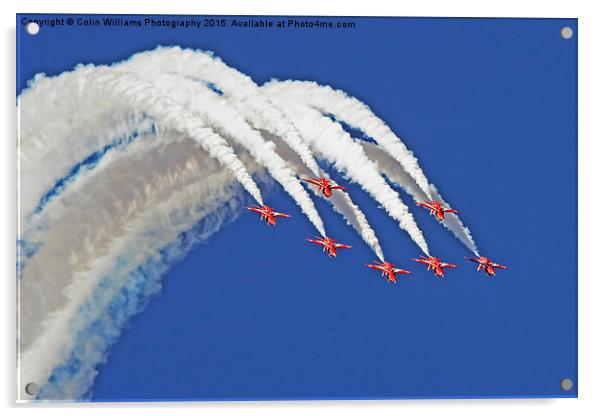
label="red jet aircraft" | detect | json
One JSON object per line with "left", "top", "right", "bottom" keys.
{"left": 412, "top": 255, "right": 457, "bottom": 277}
{"left": 307, "top": 236, "right": 352, "bottom": 257}
{"left": 246, "top": 205, "right": 291, "bottom": 226}
{"left": 365, "top": 261, "right": 411, "bottom": 284}
{"left": 465, "top": 256, "right": 508, "bottom": 276}
{"left": 416, "top": 200, "right": 459, "bottom": 221}
{"left": 302, "top": 177, "right": 346, "bottom": 197}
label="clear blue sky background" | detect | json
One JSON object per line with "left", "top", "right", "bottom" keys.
{"left": 17, "top": 15, "right": 577, "bottom": 400}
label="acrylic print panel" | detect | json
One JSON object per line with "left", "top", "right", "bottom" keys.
{"left": 16, "top": 14, "right": 577, "bottom": 402}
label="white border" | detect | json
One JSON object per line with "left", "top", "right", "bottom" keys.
{"left": 3, "top": 1, "right": 601, "bottom": 415}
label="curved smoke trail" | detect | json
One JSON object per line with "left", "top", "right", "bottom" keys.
{"left": 263, "top": 95, "right": 430, "bottom": 255}
{"left": 137, "top": 70, "right": 326, "bottom": 236}
{"left": 264, "top": 131, "right": 385, "bottom": 262}
{"left": 263, "top": 80, "right": 433, "bottom": 199}
{"left": 17, "top": 46, "right": 476, "bottom": 401}
{"left": 262, "top": 80, "right": 478, "bottom": 255}
{"left": 96, "top": 69, "right": 265, "bottom": 205}
{"left": 360, "top": 142, "right": 479, "bottom": 255}
{"left": 119, "top": 46, "right": 323, "bottom": 178}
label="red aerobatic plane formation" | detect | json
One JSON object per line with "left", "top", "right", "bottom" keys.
{"left": 246, "top": 205, "right": 291, "bottom": 226}
{"left": 465, "top": 256, "right": 508, "bottom": 276}
{"left": 416, "top": 200, "right": 459, "bottom": 222}
{"left": 303, "top": 177, "right": 346, "bottom": 197}
{"left": 366, "top": 261, "right": 411, "bottom": 284}
{"left": 411, "top": 256, "right": 457, "bottom": 277}
{"left": 246, "top": 176, "right": 507, "bottom": 284}
{"left": 307, "top": 236, "right": 352, "bottom": 257}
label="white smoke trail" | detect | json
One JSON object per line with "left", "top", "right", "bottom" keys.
{"left": 22, "top": 118, "right": 160, "bottom": 232}
{"left": 18, "top": 73, "right": 150, "bottom": 221}
{"left": 361, "top": 142, "right": 479, "bottom": 255}
{"left": 17, "top": 46, "right": 481, "bottom": 401}
{"left": 328, "top": 191, "right": 385, "bottom": 262}
{"left": 118, "top": 46, "right": 323, "bottom": 177}
{"left": 150, "top": 62, "right": 381, "bottom": 256}
{"left": 19, "top": 132, "right": 260, "bottom": 400}
{"left": 263, "top": 80, "right": 433, "bottom": 199}
{"left": 19, "top": 128, "right": 217, "bottom": 348}
{"left": 261, "top": 79, "right": 477, "bottom": 255}
{"left": 95, "top": 68, "right": 264, "bottom": 205}
{"left": 139, "top": 71, "right": 326, "bottom": 236}
{"left": 17, "top": 66, "right": 267, "bottom": 399}
{"left": 18, "top": 66, "right": 264, "bottom": 212}
{"left": 265, "top": 95, "right": 430, "bottom": 255}
{"left": 264, "top": 131, "right": 385, "bottom": 261}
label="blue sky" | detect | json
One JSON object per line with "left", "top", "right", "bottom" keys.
{"left": 17, "top": 15, "right": 577, "bottom": 400}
